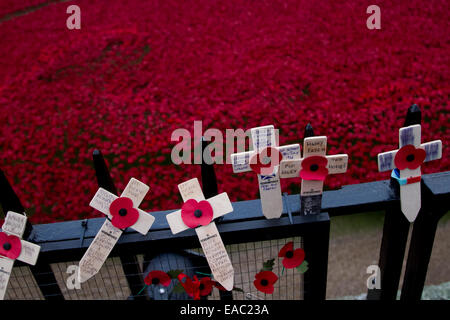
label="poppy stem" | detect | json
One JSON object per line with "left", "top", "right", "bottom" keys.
{"left": 282, "top": 267, "right": 285, "bottom": 276}
{"left": 136, "top": 284, "right": 148, "bottom": 296}
{"left": 195, "top": 271, "right": 212, "bottom": 277}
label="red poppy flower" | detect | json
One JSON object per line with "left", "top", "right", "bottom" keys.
{"left": 144, "top": 270, "right": 171, "bottom": 287}
{"left": 178, "top": 273, "right": 201, "bottom": 300}
{"left": 181, "top": 199, "right": 213, "bottom": 229}
{"left": 199, "top": 277, "right": 213, "bottom": 296}
{"left": 0, "top": 232, "right": 22, "bottom": 260}
{"left": 278, "top": 241, "right": 305, "bottom": 269}
{"left": 250, "top": 147, "right": 283, "bottom": 175}
{"left": 300, "top": 156, "right": 328, "bottom": 181}
{"left": 253, "top": 271, "right": 278, "bottom": 294}
{"left": 108, "top": 197, "right": 139, "bottom": 229}
{"left": 394, "top": 145, "right": 426, "bottom": 170}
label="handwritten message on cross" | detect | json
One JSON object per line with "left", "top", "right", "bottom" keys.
{"left": 377, "top": 124, "right": 442, "bottom": 222}
{"left": 230, "top": 125, "right": 301, "bottom": 219}
{"left": 78, "top": 178, "right": 155, "bottom": 283}
{"left": 0, "top": 211, "right": 40, "bottom": 300}
{"left": 280, "top": 128, "right": 348, "bottom": 215}
{"left": 166, "top": 178, "right": 234, "bottom": 291}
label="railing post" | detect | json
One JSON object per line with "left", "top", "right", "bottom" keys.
{"left": 92, "top": 150, "right": 147, "bottom": 300}
{"left": 400, "top": 173, "right": 449, "bottom": 300}
{"left": 367, "top": 104, "right": 421, "bottom": 300}
{"left": 0, "top": 168, "right": 64, "bottom": 300}
{"left": 298, "top": 124, "right": 330, "bottom": 300}
{"left": 303, "top": 213, "right": 330, "bottom": 300}
{"left": 201, "top": 137, "right": 233, "bottom": 300}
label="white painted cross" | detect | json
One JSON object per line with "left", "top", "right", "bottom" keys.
{"left": 230, "top": 125, "right": 301, "bottom": 219}
{"left": 78, "top": 178, "right": 155, "bottom": 283}
{"left": 280, "top": 135, "right": 348, "bottom": 211}
{"left": 166, "top": 178, "right": 234, "bottom": 291}
{"left": 0, "top": 211, "right": 40, "bottom": 300}
{"left": 377, "top": 124, "right": 442, "bottom": 222}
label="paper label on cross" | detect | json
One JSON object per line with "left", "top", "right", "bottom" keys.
{"left": 78, "top": 178, "right": 155, "bottom": 283}
{"left": 165, "top": 178, "right": 234, "bottom": 291}
{"left": 230, "top": 125, "right": 301, "bottom": 219}
{"left": 377, "top": 124, "right": 443, "bottom": 222}
{"left": 0, "top": 211, "right": 41, "bottom": 300}
{"left": 280, "top": 136, "right": 349, "bottom": 196}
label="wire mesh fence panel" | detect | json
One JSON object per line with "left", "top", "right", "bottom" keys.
{"left": 3, "top": 237, "right": 304, "bottom": 300}
{"left": 4, "top": 265, "right": 44, "bottom": 300}
{"left": 48, "top": 257, "right": 131, "bottom": 300}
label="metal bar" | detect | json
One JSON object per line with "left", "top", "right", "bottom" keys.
{"left": 303, "top": 212, "right": 330, "bottom": 300}
{"left": 92, "top": 149, "right": 147, "bottom": 300}
{"left": 400, "top": 173, "right": 450, "bottom": 300}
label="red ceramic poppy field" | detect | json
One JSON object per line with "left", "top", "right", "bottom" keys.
{"left": 0, "top": 0, "right": 448, "bottom": 224}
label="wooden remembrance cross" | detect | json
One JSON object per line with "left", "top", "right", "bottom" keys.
{"left": 0, "top": 211, "right": 40, "bottom": 300}
{"left": 377, "top": 124, "right": 442, "bottom": 222}
{"left": 166, "top": 178, "right": 234, "bottom": 291}
{"left": 230, "top": 125, "right": 301, "bottom": 219}
{"left": 78, "top": 178, "right": 155, "bottom": 283}
{"left": 280, "top": 134, "right": 348, "bottom": 215}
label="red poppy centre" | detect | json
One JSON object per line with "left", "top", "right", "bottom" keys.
{"left": 3, "top": 242, "right": 11, "bottom": 251}
{"left": 199, "top": 283, "right": 205, "bottom": 290}
{"left": 151, "top": 278, "right": 160, "bottom": 285}
{"left": 406, "top": 154, "right": 415, "bottom": 162}
{"left": 285, "top": 250, "right": 294, "bottom": 258}
{"left": 194, "top": 209, "right": 203, "bottom": 218}
{"left": 310, "top": 164, "right": 319, "bottom": 172}
{"left": 118, "top": 208, "right": 127, "bottom": 217}
{"left": 260, "top": 279, "right": 269, "bottom": 286}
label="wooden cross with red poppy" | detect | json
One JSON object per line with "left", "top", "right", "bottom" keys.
{"left": 230, "top": 125, "right": 301, "bottom": 219}
{"left": 377, "top": 124, "right": 442, "bottom": 222}
{"left": 77, "top": 178, "right": 155, "bottom": 283}
{"left": 0, "top": 211, "right": 40, "bottom": 300}
{"left": 280, "top": 133, "right": 348, "bottom": 214}
{"left": 166, "top": 178, "right": 234, "bottom": 291}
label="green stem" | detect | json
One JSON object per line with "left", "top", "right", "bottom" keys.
{"left": 195, "top": 271, "right": 213, "bottom": 277}
{"left": 137, "top": 284, "right": 148, "bottom": 296}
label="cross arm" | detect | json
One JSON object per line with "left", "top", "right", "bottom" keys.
{"left": 89, "top": 188, "right": 154, "bottom": 235}
{"left": 278, "top": 144, "right": 301, "bottom": 160}
{"left": 422, "top": 140, "right": 442, "bottom": 162}
{"left": 327, "top": 154, "right": 348, "bottom": 174}
{"left": 16, "top": 240, "right": 40, "bottom": 265}
{"left": 230, "top": 151, "right": 255, "bottom": 173}
{"left": 166, "top": 192, "right": 233, "bottom": 234}
{"left": 378, "top": 150, "right": 397, "bottom": 172}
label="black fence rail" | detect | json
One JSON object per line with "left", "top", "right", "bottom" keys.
{"left": 1, "top": 162, "right": 448, "bottom": 300}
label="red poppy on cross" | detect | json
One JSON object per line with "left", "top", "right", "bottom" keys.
{"left": 78, "top": 178, "right": 155, "bottom": 283}
{"left": 166, "top": 178, "right": 234, "bottom": 291}
{"left": 230, "top": 125, "right": 301, "bottom": 219}
{"left": 0, "top": 211, "right": 41, "bottom": 300}
{"left": 377, "top": 124, "right": 442, "bottom": 222}
{"left": 280, "top": 135, "right": 348, "bottom": 197}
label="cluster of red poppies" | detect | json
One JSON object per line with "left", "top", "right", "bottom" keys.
{"left": 144, "top": 270, "right": 227, "bottom": 299}
{"left": 0, "top": 0, "right": 448, "bottom": 223}
{"left": 254, "top": 241, "right": 307, "bottom": 294}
